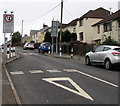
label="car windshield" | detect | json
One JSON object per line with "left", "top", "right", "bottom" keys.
{"left": 41, "top": 42, "right": 51, "bottom": 47}
{"left": 114, "top": 48, "right": 120, "bottom": 52}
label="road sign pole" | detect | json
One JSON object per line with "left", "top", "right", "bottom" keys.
{"left": 3, "top": 33, "right": 7, "bottom": 61}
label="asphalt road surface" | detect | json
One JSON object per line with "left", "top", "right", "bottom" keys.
{"left": 6, "top": 47, "right": 119, "bottom": 104}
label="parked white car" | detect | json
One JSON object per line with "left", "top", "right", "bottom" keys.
{"left": 85, "top": 45, "right": 120, "bottom": 70}
{"left": 23, "top": 43, "right": 35, "bottom": 50}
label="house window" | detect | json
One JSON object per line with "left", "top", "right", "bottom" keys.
{"left": 103, "top": 22, "right": 112, "bottom": 32}
{"left": 73, "top": 27, "right": 76, "bottom": 33}
{"left": 79, "top": 32, "right": 83, "bottom": 41}
{"left": 118, "top": 20, "right": 120, "bottom": 28}
{"left": 97, "top": 25, "right": 100, "bottom": 34}
{"left": 79, "top": 19, "right": 83, "bottom": 27}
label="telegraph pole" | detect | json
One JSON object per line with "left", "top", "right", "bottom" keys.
{"left": 21, "top": 20, "right": 23, "bottom": 45}
{"left": 59, "top": 0, "right": 63, "bottom": 56}
{"left": 21, "top": 20, "right": 23, "bottom": 36}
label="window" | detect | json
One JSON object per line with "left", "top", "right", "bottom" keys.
{"left": 79, "top": 32, "right": 83, "bottom": 41}
{"left": 97, "top": 25, "right": 100, "bottom": 34}
{"left": 95, "top": 46, "right": 104, "bottom": 52}
{"left": 103, "top": 22, "right": 112, "bottom": 32}
{"left": 79, "top": 19, "right": 83, "bottom": 26}
{"left": 73, "top": 27, "right": 76, "bottom": 33}
{"left": 103, "top": 47, "right": 110, "bottom": 51}
{"left": 114, "top": 48, "right": 120, "bottom": 52}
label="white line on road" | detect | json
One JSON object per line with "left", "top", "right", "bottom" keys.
{"left": 64, "top": 69, "right": 77, "bottom": 72}
{"left": 73, "top": 70, "right": 118, "bottom": 88}
{"left": 42, "top": 77, "right": 93, "bottom": 101}
{"left": 29, "top": 70, "right": 43, "bottom": 74}
{"left": 47, "top": 70, "right": 61, "bottom": 73}
{"left": 10, "top": 71, "right": 24, "bottom": 75}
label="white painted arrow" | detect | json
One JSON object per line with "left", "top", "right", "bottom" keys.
{"left": 42, "top": 77, "right": 93, "bottom": 101}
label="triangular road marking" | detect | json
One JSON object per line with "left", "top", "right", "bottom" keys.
{"left": 42, "top": 77, "right": 93, "bottom": 101}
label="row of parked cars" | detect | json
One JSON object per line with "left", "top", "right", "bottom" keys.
{"left": 23, "top": 42, "right": 120, "bottom": 70}
{"left": 23, "top": 42, "right": 51, "bottom": 53}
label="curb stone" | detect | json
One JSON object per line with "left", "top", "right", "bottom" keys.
{"left": 3, "top": 55, "right": 22, "bottom": 105}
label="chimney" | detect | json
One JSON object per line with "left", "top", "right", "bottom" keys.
{"left": 43, "top": 23, "right": 48, "bottom": 28}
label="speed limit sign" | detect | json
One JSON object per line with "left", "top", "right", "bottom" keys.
{"left": 3, "top": 14, "right": 14, "bottom": 33}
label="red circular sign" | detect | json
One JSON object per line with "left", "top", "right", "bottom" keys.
{"left": 4, "top": 15, "right": 13, "bottom": 23}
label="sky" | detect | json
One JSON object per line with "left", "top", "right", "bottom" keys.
{"left": 0, "top": 0, "right": 120, "bottom": 45}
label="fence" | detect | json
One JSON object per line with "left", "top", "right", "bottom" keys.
{"left": 61, "top": 41, "right": 95, "bottom": 56}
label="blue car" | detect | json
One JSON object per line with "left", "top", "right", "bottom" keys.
{"left": 38, "top": 42, "right": 51, "bottom": 53}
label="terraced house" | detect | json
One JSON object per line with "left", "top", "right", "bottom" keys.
{"left": 92, "top": 9, "right": 120, "bottom": 44}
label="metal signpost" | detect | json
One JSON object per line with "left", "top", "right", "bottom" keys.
{"left": 51, "top": 20, "right": 58, "bottom": 54}
{"left": 3, "top": 12, "right": 14, "bottom": 60}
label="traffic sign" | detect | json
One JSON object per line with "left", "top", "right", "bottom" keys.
{"left": 3, "top": 14, "right": 14, "bottom": 33}
{"left": 51, "top": 21, "right": 58, "bottom": 37}
{"left": 4, "top": 15, "right": 13, "bottom": 23}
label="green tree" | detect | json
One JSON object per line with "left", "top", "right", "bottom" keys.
{"left": 12, "top": 31, "right": 21, "bottom": 45}
{"left": 71, "top": 33, "right": 77, "bottom": 41}
{"left": 62, "top": 30, "right": 71, "bottom": 42}
{"left": 44, "top": 31, "right": 52, "bottom": 43}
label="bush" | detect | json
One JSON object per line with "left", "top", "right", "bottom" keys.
{"left": 102, "top": 36, "right": 120, "bottom": 46}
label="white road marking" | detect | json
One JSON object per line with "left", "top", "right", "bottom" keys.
{"left": 42, "top": 77, "right": 93, "bottom": 101}
{"left": 29, "top": 70, "right": 43, "bottom": 74}
{"left": 47, "top": 70, "right": 61, "bottom": 73}
{"left": 10, "top": 71, "right": 24, "bottom": 75}
{"left": 73, "top": 69, "right": 118, "bottom": 88}
{"left": 64, "top": 69, "right": 77, "bottom": 72}
{"left": 22, "top": 53, "right": 38, "bottom": 56}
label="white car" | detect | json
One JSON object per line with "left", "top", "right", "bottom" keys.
{"left": 23, "top": 43, "right": 35, "bottom": 50}
{"left": 85, "top": 45, "right": 120, "bottom": 70}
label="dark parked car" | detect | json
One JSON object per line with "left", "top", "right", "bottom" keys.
{"left": 38, "top": 42, "right": 51, "bottom": 53}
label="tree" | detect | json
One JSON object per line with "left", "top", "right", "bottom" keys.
{"left": 62, "top": 30, "right": 71, "bottom": 42}
{"left": 12, "top": 31, "right": 21, "bottom": 46}
{"left": 71, "top": 33, "right": 77, "bottom": 41}
{"left": 44, "top": 31, "right": 52, "bottom": 43}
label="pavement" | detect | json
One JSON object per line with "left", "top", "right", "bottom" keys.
{"left": 1, "top": 48, "right": 85, "bottom": 105}
{"left": 49, "top": 53, "right": 85, "bottom": 61}
{"left": 1, "top": 52, "right": 20, "bottom": 105}
{"left": 2, "top": 55, "right": 18, "bottom": 105}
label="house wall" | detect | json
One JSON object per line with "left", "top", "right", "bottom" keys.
{"left": 31, "top": 33, "right": 37, "bottom": 43}
{"left": 37, "top": 31, "right": 46, "bottom": 43}
{"left": 93, "top": 20, "right": 120, "bottom": 44}
{"left": 63, "top": 26, "right": 76, "bottom": 33}
{"left": 76, "top": 18, "right": 102, "bottom": 44}
{"left": 22, "top": 36, "right": 32, "bottom": 43}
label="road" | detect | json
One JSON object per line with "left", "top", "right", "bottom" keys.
{"left": 6, "top": 47, "right": 118, "bottom": 104}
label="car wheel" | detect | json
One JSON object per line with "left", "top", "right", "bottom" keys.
{"left": 105, "top": 59, "right": 111, "bottom": 70}
{"left": 85, "top": 56, "right": 91, "bottom": 65}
